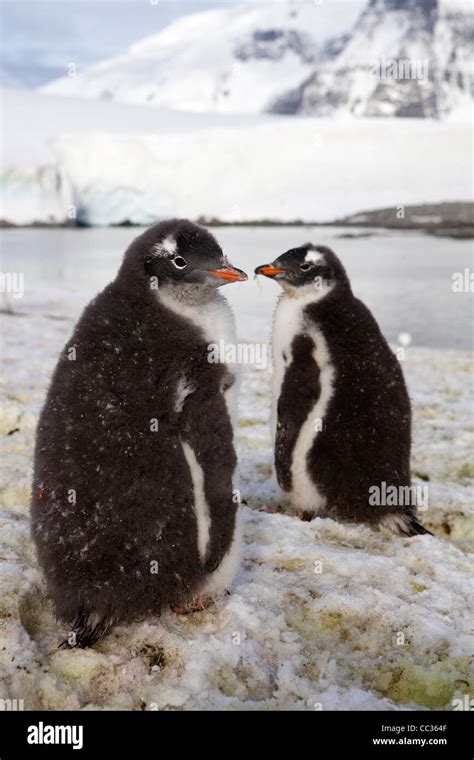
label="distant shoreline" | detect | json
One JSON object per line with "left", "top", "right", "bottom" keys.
{"left": 1, "top": 202, "right": 472, "bottom": 239}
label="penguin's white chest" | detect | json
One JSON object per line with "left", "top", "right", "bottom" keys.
{"left": 183, "top": 294, "right": 237, "bottom": 352}
{"left": 159, "top": 289, "right": 241, "bottom": 595}
{"left": 272, "top": 294, "right": 336, "bottom": 514}
{"left": 159, "top": 290, "right": 239, "bottom": 425}
{"left": 182, "top": 294, "right": 239, "bottom": 426}
{"left": 271, "top": 296, "right": 306, "bottom": 440}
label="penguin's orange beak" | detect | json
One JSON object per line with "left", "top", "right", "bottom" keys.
{"left": 254, "top": 264, "right": 287, "bottom": 278}
{"left": 208, "top": 266, "right": 248, "bottom": 282}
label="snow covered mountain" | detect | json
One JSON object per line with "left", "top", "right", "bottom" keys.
{"left": 271, "top": 0, "right": 474, "bottom": 118}
{"left": 41, "top": 0, "right": 472, "bottom": 119}
{"left": 39, "top": 1, "right": 365, "bottom": 113}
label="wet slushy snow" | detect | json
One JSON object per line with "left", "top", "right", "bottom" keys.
{"left": 0, "top": 234, "right": 472, "bottom": 710}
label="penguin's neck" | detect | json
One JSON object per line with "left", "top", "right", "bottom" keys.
{"left": 157, "top": 286, "right": 237, "bottom": 349}
{"left": 158, "top": 282, "right": 215, "bottom": 307}
{"left": 272, "top": 290, "right": 318, "bottom": 377}
{"left": 158, "top": 285, "right": 240, "bottom": 430}
{"left": 280, "top": 281, "right": 335, "bottom": 302}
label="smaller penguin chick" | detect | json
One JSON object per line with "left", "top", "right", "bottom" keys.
{"left": 255, "top": 244, "right": 431, "bottom": 537}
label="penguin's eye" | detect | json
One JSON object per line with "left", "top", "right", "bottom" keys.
{"left": 172, "top": 256, "right": 187, "bottom": 270}
{"left": 300, "top": 262, "right": 312, "bottom": 272}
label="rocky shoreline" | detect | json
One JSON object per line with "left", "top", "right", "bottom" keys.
{"left": 1, "top": 202, "right": 473, "bottom": 238}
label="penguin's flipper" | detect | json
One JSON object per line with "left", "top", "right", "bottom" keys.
{"left": 59, "top": 611, "right": 113, "bottom": 649}
{"left": 380, "top": 513, "right": 433, "bottom": 537}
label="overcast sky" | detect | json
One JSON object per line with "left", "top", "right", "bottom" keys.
{"left": 0, "top": 0, "right": 230, "bottom": 87}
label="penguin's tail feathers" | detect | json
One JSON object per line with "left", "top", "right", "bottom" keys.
{"left": 408, "top": 518, "right": 433, "bottom": 537}
{"left": 380, "top": 512, "right": 433, "bottom": 537}
{"left": 59, "top": 610, "right": 114, "bottom": 649}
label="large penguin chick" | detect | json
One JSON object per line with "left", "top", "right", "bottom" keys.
{"left": 255, "top": 244, "right": 349, "bottom": 301}
{"left": 117, "top": 219, "right": 247, "bottom": 304}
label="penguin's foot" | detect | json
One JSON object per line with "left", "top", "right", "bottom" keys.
{"left": 262, "top": 505, "right": 314, "bottom": 521}
{"left": 262, "top": 504, "right": 290, "bottom": 515}
{"left": 171, "top": 596, "right": 214, "bottom": 615}
{"left": 263, "top": 506, "right": 276, "bottom": 514}
{"left": 296, "top": 509, "right": 316, "bottom": 522}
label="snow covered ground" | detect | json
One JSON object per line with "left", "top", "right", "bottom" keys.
{"left": 0, "top": 229, "right": 472, "bottom": 710}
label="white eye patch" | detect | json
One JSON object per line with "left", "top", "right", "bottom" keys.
{"left": 151, "top": 235, "right": 178, "bottom": 259}
{"left": 304, "top": 251, "right": 324, "bottom": 265}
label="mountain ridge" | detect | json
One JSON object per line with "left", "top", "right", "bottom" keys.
{"left": 37, "top": 0, "right": 474, "bottom": 120}
{"left": 271, "top": 0, "right": 473, "bottom": 118}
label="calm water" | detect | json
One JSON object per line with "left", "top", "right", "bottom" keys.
{"left": 1, "top": 226, "right": 473, "bottom": 350}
